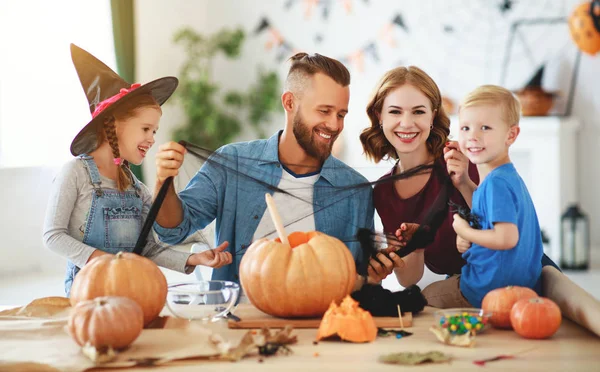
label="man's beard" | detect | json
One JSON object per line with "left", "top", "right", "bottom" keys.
{"left": 292, "top": 112, "right": 336, "bottom": 163}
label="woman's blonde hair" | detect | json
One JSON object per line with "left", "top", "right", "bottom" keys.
{"left": 459, "top": 85, "right": 521, "bottom": 126}
{"left": 96, "top": 94, "right": 161, "bottom": 191}
{"left": 360, "top": 66, "right": 450, "bottom": 163}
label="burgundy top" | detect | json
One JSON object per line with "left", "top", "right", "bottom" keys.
{"left": 374, "top": 158, "right": 479, "bottom": 275}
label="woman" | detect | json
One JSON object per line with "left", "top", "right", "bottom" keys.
{"left": 359, "top": 66, "right": 558, "bottom": 300}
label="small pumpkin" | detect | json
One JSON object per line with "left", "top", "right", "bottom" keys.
{"left": 70, "top": 252, "right": 167, "bottom": 325}
{"left": 482, "top": 286, "right": 537, "bottom": 329}
{"left": 67, "top": 296, "right": 144, "bottom": 350}
{"left": 510, "top": 297, "right": 562, "bottom": 339}
{"left": 316, "top": 295, "right": 377, "bottom": 343}
{"left": 239, "top": 231, "right": 356, "bottom": 318}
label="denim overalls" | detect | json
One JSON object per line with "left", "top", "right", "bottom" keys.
{"left": 64, "top": 155, "right": 143, "bottom": 296}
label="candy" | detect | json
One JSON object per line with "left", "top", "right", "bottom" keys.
{"left": 438, "top": 312, "right": 487, "bottom": 335}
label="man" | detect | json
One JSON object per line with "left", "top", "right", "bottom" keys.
{"left": 153, "top": 53, "right": 374, "bottom": 285}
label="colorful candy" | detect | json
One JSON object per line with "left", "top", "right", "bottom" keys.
{"left": 438, "top": 313, "right": 487, "bottom": 335}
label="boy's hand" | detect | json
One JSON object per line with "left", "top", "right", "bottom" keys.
{"left": 452, "top": 213, "right": 471, "bottom": 235}
{"left": 186, "top": 242, "right": 232, "bottom": 268}
{"left": 456, "top": 235, "right": 471, "bottom": 253}
{"left": 444, "top": 141, "right": 470, "bottom": 189}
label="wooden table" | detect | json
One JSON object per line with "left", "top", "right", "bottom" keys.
{"left": 124, "top": 305, "right": 600, "bottom": 372}
{"left": 2, "top": 304, "right": 598, "bottom": 371}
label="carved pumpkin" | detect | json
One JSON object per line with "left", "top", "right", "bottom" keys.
{"left": 510, "top": 297, "right": 562, "bottom": 339}
{"left": 67, "top": 296, "right": 144, "bottom": 350}
{"left": 569, "top": 1, "right": 600, "bottom": 55}
{"left": 70, "top": 252, "right": 167, "bottom": 325}
{"left": 239, "top": 231, "right": 356, "bottom": 318}
{"left": 482, "top": 286, "right": 537, "bottom": 329}
{"left": 317, "top": 295, "right": 377, "bottom": 343}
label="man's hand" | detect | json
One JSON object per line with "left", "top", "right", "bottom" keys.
{"left": 186, "top": 242, "right": 232, "bottom": 268}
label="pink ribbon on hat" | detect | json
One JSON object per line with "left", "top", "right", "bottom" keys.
{"left": 92, "top": 83, "right": 142, "bottom": 118}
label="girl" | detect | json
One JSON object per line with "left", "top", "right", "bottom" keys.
{"left": 43, "top": 44, "right": 231, "bottom": 296}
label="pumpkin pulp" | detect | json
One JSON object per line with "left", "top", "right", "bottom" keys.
{"left": 275, "top": 231, "right": 318, "bottom": 248}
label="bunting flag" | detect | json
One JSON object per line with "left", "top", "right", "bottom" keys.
{"left": 255, "top": 11, "right": 404, "bottom": 73}
{"left": 379, "top": 13, "right": 409, "bottom": 47}
{"left": 340, "top": 42, "right": 379, "bottom": 73}
{"left": 254, "top": 17, "right": 299, "bottom": 62}
{"left": 284, "top": 0, "right": 369, "bottom": 20}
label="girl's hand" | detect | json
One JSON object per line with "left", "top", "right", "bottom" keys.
{"left": 186, "top": 242, "right": 232, "bottom": 268}
{"left": 156, "top": 141, "right": 187, "bottom": 184}
{"left": 444, "top": 141, "right": 470, "bottom": 189}
{"left": 452, "top": 214, "right": 471, "bottom": 236}
{"left": 456, "top": 235, "right": 472, "bottom": 253}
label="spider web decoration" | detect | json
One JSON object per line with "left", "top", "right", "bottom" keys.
{"left": 397, "top": 0, "right": 572, "bottom": 104}
{"left": 133, "top": 139, "right": 456, "bottom": 279}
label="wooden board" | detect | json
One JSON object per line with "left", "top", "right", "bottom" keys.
{"left": 227, "top": 304, "right": 412, "bottom": 329}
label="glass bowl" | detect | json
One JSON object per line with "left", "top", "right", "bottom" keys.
{"left": 434, "top": 308, "right": 493, "bottom": 335}
{"left": 166, "top": 281, "right": 239, "bottom": 322}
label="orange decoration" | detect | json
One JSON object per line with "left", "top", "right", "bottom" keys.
{"left": 316, "top": 296, "right": 377, "bottom": 343}
{"left": 569, "top": 1, "right": 600, "bottom": 55}
{"left": 510, "top": 297, "right": 562, "bottom": 339}
{"left": 482, "top": 286, "right": 537, "bottom": 329}
{"left": 239, "top": 231, "right": 356, "bottom": 318}
{"left": 69, "top": 252, "right": 167, "bottom": 326}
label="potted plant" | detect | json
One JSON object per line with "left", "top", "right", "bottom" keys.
{"left": 171, "top": 27, "right": 281, "bottom": 150}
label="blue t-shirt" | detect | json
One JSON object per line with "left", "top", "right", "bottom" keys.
{"left": 460, "top": 163, "right": 543, "bottom": 307}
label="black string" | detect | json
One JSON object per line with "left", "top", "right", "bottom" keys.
{"left": 134, "top": 139, "right": 455, "bottom": 264}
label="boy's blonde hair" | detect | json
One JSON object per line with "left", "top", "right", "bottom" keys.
{"left": 460, "top": 85, "right": 521, "bottom": 126}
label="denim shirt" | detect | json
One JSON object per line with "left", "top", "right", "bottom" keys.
{"left": 154, "top": 131, "right": 375, "bottom": 282}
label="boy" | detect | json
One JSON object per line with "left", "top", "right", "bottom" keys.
{"left": 450, "top": 84, "right": 543, "bottom": 308}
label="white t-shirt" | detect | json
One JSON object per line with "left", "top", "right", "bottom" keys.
{"left": 253, "top": 166, "right": 319, "bottom": 241}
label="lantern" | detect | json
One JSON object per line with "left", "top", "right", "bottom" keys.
{"left": 560, "top": 204, "right": 590, "bottom": 270}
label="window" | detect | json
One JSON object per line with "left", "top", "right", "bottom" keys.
{"left": 0, "top": 0, "right": 115, "bottom": 168}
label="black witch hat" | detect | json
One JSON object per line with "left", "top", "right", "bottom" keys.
{"left": 69, "top": 44, "right": 178, "bottom": 156}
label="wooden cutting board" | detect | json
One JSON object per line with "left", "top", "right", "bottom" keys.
{"left": 227, "top": 304, "right": 412, "bottom": 329}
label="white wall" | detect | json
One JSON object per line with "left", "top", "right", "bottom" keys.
{"left": 135, "top": 0, "right": 600, "bottom": 258}
{"left": 0, "top": 167, "right": 65, "bottom": 277}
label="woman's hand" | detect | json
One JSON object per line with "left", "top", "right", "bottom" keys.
{"left": 394, "top": 223, "right": 420, "bottom": 247}
{"left": 186, "top": 242, "right": 232, "bottom": 268}
{"left": 367, "top": 252, "right": 405, "bottom": 284}
{"left": 444, "top": 141, "right": 471, "bottom": 189}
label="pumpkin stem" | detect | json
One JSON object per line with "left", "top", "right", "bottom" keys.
{"left": 115, "top": 252, "right": 124, "bottom": 259}
{"left": 95, "top": 298, "right": 108, "bottom": 306}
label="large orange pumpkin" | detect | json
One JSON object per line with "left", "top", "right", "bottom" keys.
{"left": 569, "top": 1, "right": 600, "bottom": 55}
{"left": 67, "top": 296, "right": 144, "bottom": 350}
{"left": 510, "top": 297, "right": 562, "bottom": 339}
{"left": 239, "top": 231, "right": 356, "bottom": 318}
{"left": 316, "top": 295, "right": 377, "bottom": 343}
{"left": 482, "top": 286, "right": 537, "bottom": 329}
{"left": 70, "top": 252, "right": 167, "bottom": 326}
